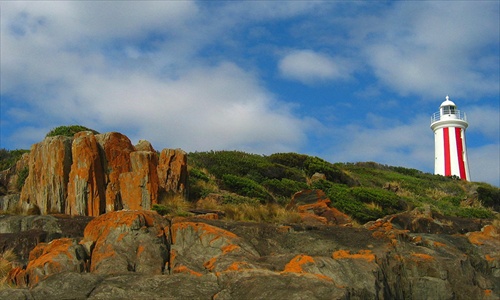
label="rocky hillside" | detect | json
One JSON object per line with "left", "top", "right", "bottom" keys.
{"left": 0, "top": 128, "right": 499, "bottom": 299}
{"left": 1, "top": 130, "right": 188, "bottom": 216}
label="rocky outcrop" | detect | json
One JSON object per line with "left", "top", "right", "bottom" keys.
{"left": 20, "top": 136, "right": 73, "bottom": 215}
{"left": 13, "top": 132, "right": 187, "bottom": 216}
{"left": 66, "top": 132, "right": 106, "bottom": 216}
{"left": 289, "top": 189, "right": 352, "bottom": 226}
{"left": 96, "top": 132, "right": 135, "bottom": 212}
{"left": 2, "top": 210, "right": 498, "bottom": 299}
{"left": 158, "top": 149, "right": 188, "bottom": 202}
{"left": 120, "top": 151, "right": 159, "bottom": 210}
{"left": 82, "top": 210, "right": 168, "bottom": 274}
{"left": 0, "top": 214, "right": 92, "bottom": 263}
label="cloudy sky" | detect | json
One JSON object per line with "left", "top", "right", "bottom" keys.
{"left": 1, "top": 1, "right": 499, "bottom": 186}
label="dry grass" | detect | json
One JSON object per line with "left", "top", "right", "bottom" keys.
{"left": 427, "top": 188, "right": 450, "bottom": 200}
{"left": 365, "top": 202, "right": 382, "bottom": 212}
{"left": 0, "top": 249, "right": 17, "bottom": 289}
{"left": 221, "top": 203, "right": 302, "bottom": 224}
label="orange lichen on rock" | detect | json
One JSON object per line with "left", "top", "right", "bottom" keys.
{"left": 332, "top": 250, "right": 375, "bottom": 262}
{"left": 432, "top": 241, "right": 446, "bottom": 248}
{"left": 299, "top": 213, "right": 328, "bottom": 225}
{"left": 83, "top": 210, "right": 163, "bottom": 242}
{"left": 203, "top": 257, "right": 218, "bottom": 271}
{"left": 137, "top": 245, "right": 145, "bottom": 256}
{"left": 224, "top": 262, "right": 252, "bottom": 272}
{"left": 297, "top": 201, "right": 329, "bottom": 214}
{"left": 6, "top": 267, "right": 27, "bottom": 287}
{"left": 467, "top": 225, "right": 499, "bottom": 246}
{"left": 173, "top": 265, "right": 203, "bottom": 277}
{"left": 24, "top": 238, "right": 83, "bottom": 286}
{"left": 411, "top": 253, "right": 435, "bottom": 261}
{"left": 282, "top": 254, "right": 315, "bottom": 273}
{"left": 277, "top": 225, "right": 292, "bottom": 233}
{"left": 221, "top": 244, "right": 240, "bottom": 254}
{"left": 171, "top": 222, "right": 238, "bottom": 244}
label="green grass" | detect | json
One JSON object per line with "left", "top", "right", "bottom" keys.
{"left": 189, "top": 151, "right": 499, "bottom": 223}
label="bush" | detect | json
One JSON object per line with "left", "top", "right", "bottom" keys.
{"left": 477, "top": 186, "right": 500, "bottom": 211}
{"left": 262, "top": 178, "right": 308, "bottom": 198}
{"left": 456, "top": 207, "right": 494, "bottom": 219}
{"left": 152, "top": 204, "right": 169, "bottom": 216}
{"left": 46, "top": 125, "right": 99, "bottom": 137}
{"left": 16, "top": 167, "right": 29, "bottom": 191}
{"left": 0, "top": 149, "right": 29, "bottom": 171}
{"left": 222, "top": 174, "right": 272, "bottom": 202}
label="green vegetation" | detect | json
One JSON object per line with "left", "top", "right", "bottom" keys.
{"left": 46, "top": 125, "right": 99, "bottom": 137}
{"left": 0, "top": 149, "right": 30, "bottom": 171}
{"left": 16, "top": 167, "right": 29, "bottom": 190}
{"left": 189, "top": 151, "right": 499, "bottom": 223}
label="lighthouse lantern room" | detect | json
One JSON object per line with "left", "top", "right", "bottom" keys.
{"left": 430, "top": 96, "right": 470, "bottom": 181}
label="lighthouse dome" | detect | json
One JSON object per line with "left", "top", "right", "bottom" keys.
{"left": 440, "top": 95, "right": 456, "bottom": 108}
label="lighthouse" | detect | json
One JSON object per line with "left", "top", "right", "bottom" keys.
{"left": 430, "top": 96, "right": 470, "bottom": 180}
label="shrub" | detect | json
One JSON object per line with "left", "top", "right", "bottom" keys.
{"left": 262, "top": 178, "right": 308, "bottom": 198}
{"left": 46, "top": 125, "right": 99, "bottom": 137}
{"left": 456, "top": 207, "right": 494, "bottom": 219}
{"left": 152, "top": 204, "right": 169, "bottom": 216}
{"left": 222, "top": 194, "right": 260, "bottom": 205}
{"left": 222, "top": 174, "right": 272, "bottom": 202}
{"left": 153, "top": 196, "right": 192, "bottom": 216}
{"left": 268, "top": 152, "right": 309, "bottom": 169}
{"left": 0, "top": 149, "right": 29, "bottom": 171}
{"left": 16, "top": 167, "right": 29, "bottom": 191}
{"left": 477, "top": 186, "right": 500, "bottom": 211}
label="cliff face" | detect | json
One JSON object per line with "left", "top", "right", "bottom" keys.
{"left": 18, "top": 131, "right": 187, "bottom": 216}
{"left": 1, "top": 210, "right": 498, "bottom": 299}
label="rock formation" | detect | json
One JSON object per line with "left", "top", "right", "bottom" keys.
{"left": 158, "top": 148, "right": 188, "bottom": 201}
{"left": 1, "top": 210, "right": 498, "bottom": 299}
{"left": 20, "top": 136, "right": 73, "bottom": 215}
{"left": 16, "top": 131, "right": 187, "bottom": 216}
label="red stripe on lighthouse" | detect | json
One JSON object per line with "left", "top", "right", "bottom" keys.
{"left": 455, "top": 127, "right": 467, "bottom": 180}
{"left": 443, "top": 128, "right": 451, "bottom": 176}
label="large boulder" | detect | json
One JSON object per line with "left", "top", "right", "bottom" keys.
{"left": 20, "top": 136, "right": 73, "bottom": 214}
{"left": 81, "top": 210, "right": 169, "bottom": 274}
{"left": 170, "top": 220, "right": 259, "bottom": 275}
{"left": 16, "top": 238, "right": 88, "bottom": 287}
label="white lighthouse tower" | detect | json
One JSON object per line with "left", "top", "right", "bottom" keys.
{"left": 430, "top": 96, "right": 470, "bottom": 180}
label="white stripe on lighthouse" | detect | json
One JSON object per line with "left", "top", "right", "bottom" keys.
{"left": 455, "top": 127, "right": 467, "bottom": 180}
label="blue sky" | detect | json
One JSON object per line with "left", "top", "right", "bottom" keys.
{"left": 1, "top": 1, "right": 499, "bottom": 186}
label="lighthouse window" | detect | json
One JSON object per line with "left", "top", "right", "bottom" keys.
{"left": 443, "top": 106, "right": 455, "bottom": 115}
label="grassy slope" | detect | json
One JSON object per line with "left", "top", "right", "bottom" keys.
{"left": 188, "top": 151, "right": 499, "bottom": 223}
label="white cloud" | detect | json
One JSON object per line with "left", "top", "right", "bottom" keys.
{"left": 321, "top": 115, "right": 434, "bottom": 172}
{"left": 465, "top": 105, "right": 500, "bottom": 140}
{"left": 357, "top": 1, "right": 499, "bottom": 99}
{"left": 278, "top": 50, "right": 351, "bottom": 84}
{"left": 469, "top": 144, "right": 500, "bottom": 186}
{"left": 0, "top": 2, "right": 315, "bottom": 153}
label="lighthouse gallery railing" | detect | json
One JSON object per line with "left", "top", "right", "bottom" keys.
{"left": 431, "top": 110, "right": 467, "bottom": 124}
